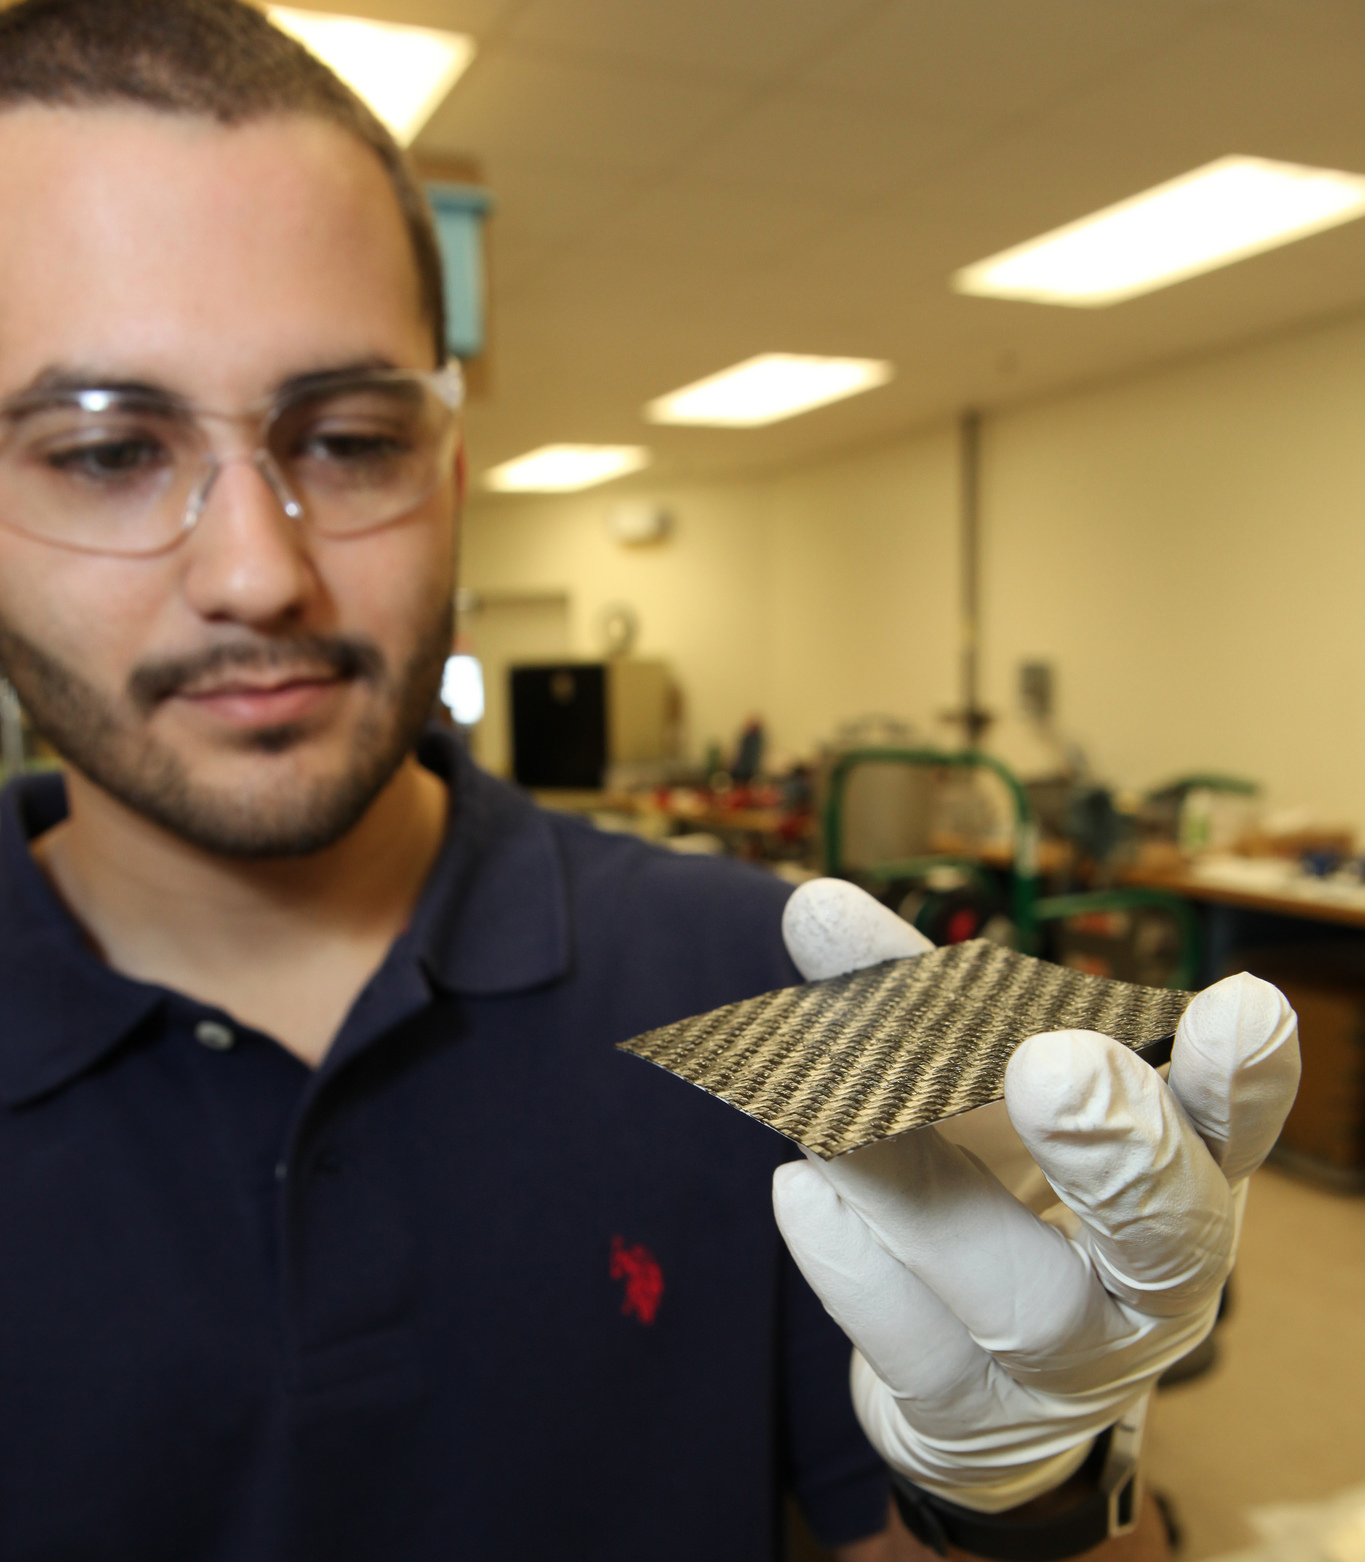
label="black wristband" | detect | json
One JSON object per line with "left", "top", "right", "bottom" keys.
{"left": 890, "top": 1429, "right": 1140, "bottom": 1562}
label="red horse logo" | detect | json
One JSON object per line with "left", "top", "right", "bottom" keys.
{"left": 610, "top": 1235, "right": 664, "bottom": 1324}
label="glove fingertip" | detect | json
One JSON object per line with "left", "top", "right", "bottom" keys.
{"left": 782, "top": 878, "right": 933, "bottom": 981}
{"left": 1170, "top": 971, "right": 1300, "bottom": 1181}
{"left": 1178, "top": 972, "right": 1296, "bottom": 1068}
{"left": 1004, "top": 1029, "right": 1135, "bottom": 1140}
{"left": 771, "top": 1156, "right": 837, "bottom": 1231}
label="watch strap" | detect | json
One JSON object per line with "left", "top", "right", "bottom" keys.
{"left": 891, "top": 1417, "right": 1144, "bottom": 1562}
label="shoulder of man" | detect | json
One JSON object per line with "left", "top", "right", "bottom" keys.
{"left": 538, "top": 799, "right": 801, "bottom": 1001}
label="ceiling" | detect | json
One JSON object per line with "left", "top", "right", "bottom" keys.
{"left": 290, "top": 0, "right": 1365, "bottom": 487}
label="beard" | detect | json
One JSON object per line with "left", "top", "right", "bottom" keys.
{"left": 0, "top": 595, "right": 453, "bottom": 859}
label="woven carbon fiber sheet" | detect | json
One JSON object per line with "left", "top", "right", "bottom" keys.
{"left": 619, "top": 940, "right": 1195, "bottom": 1159}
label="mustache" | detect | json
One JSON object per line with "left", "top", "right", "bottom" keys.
{"left": 128, "top": 635, "right": 385, "bottom": 712}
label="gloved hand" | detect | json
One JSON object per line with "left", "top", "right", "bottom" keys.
{"left": 772, "top": 879, "right": 1300, "bottom": 1514}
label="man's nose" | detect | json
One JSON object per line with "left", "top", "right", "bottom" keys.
{"left": 180, "top": 453, "right": 319, "bottom": 626}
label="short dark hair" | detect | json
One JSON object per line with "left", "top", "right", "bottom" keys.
{"left": 0, "top": 0, "right": 446, "bottom": 363}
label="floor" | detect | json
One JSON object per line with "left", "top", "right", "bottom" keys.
{"left": 1145, "top": 1163, "right": 1365, "bottom": 1560}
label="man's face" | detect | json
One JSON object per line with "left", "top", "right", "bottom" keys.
{"left": 0, "top": 107, "right": 457, "bottom": 856}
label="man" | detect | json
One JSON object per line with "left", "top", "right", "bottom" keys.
{"left": 0, "top": 4, "right": 893, "bottom": 1557}
{"left": 0, "top": 2, "right": 1300, "bottom": 1560}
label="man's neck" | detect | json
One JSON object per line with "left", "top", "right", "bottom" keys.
{"left": 31, "top": 754, "right": 450, "bottom": 1067}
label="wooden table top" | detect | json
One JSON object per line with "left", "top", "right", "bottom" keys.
{"left": 1122, "top": 862, "right": 1365, "bottom": 929}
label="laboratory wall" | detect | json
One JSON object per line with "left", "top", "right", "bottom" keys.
{"left": 761, "top": 428, "right": 959, "bottom": 762}
{"left": 459, "top": 480, "right": 775, "bottom": 763}
{"left": 463, "top": 304, "right": 1365, "bottom": 823}
{"left": 460, "top": 429, "right": 959, "bottom": 768}
{"left": 981, "top": 309, "right": 1365, "bottom": 824}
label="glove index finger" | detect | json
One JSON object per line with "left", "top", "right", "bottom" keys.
{"left": 782, "top": 878, "right": 933, "bottom": 980}
{"left": 1005, "top": 1029, "right": 1235, "bottom": 1315}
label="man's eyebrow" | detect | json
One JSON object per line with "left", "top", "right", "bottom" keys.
{"left": 1, "top": 366, "right": 191, "bottom": 414}
{"left": 273, "top": 356, "right": 404, "bottom": 402}
{"left": 2, "top": 356, "right": 406, "bottom": 415}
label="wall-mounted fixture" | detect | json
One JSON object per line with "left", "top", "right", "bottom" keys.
{"left": 605, "top": 501, "right": 672, "bottom": 546}
{"left": 596, "top": 602, "right": 641, "bottom": 658}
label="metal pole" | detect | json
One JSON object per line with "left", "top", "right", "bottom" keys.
{"left": 959, "top": 409, "right": 985, "bottom": 747}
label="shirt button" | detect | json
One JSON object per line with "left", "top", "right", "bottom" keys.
{"left": 194, "top": 1020, "right": 236, "bottom": 1052}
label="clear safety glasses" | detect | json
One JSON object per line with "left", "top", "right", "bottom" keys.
{"left": 0, "top": 363, "right": 464, "bottom": 557}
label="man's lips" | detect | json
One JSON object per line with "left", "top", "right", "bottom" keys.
{"left": 176, "top": 673, "right": 347, "bottom": 725}
{"left": 129, "top": 636, "right": 384, "bottom": 715}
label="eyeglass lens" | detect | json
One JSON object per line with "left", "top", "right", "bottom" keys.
{"left": 0, "top": 376, "right": 458, "bottom": 556}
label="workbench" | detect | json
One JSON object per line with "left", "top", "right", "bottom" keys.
{"left": 1123, "top": 860, "right": 1365, "bottom": 931}
{"left": 1122, "top": 857, "right": 1365, "bottom": 1186}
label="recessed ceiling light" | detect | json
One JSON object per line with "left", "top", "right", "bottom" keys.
{"left": 483, "top": 446, "right": 651, "bottom": 493}
{"left": 268, "top": 7, "right": 475, "bottom": 146}
{"left": 645, "top": 354, "right": 894, "bottom": 427}
{"left": 953, "top": 156, "right": 1365, "bottom": 308}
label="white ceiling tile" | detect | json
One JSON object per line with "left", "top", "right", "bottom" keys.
{"left": 1238, "top": 0, "right": 1365, "bottom": 57}
{"left": 274, "top": 0, "right": 521, "bottom": 41}
{"left": 588, "top": 180, "right": 846, "bottom": 271}
{"left": 1026, "top": 15, "right": 1365, "bottom": 178}
{"left": 484, "top": 230, "right": 559, "bottom": 300}
{"left": 679, "top": 91, "right": 985, "bottom": 206}
{"left": 501, "top": 0, "right": 883, "bottom": 83}
{"left": 790, "top": 0, "right": 1206, "bottom": 122}
{"left": 417, "top": 48, "right": 749, "bottom": 171}
{"left": 476, "top": 154, "right": 645, "bottom": 244}
{"left": 895, "top": 131, "right": 1217, "bottom": 269}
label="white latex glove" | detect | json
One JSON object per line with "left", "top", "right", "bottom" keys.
{"left": 773, "top": 879, "right": 1300, "bottom": 1513}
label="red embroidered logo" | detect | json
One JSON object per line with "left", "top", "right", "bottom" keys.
{"left": 610, "top": 1235, "right": 664, "bottom": 1324}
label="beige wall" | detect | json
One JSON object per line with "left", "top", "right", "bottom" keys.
{"left": 762, "top": 428, "right": 959, "bottom": 761}
{"left": 463, "top": 306, "right": 1365, "bottom": 825}
{"left": 982, "top": 311, "right": 1365, "bottom": 824}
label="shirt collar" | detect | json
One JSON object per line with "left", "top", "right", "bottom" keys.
{"left": 0, "top": 730, "right": 570, "bottom": 1107}
{"left": 406, "top": 726, "right": 571, "bottom": 998}
{"left": 0, "top": 771, "right": 164, "bottom": 1106}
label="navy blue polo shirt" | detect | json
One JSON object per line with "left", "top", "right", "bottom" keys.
{"left": 0, "top": 730, "right": 887, "bottom": 1561}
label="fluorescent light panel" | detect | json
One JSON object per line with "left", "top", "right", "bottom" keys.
{"left": 646, "top": 354, "right": 894, "bottom": 427}
{"left": 268, "top": 7, "right": 474, "bottom": 146}
{"left": 484, "top": 445, "right": 651, "bottom": 493}
{"left": 953, "top": 156, "right": 1365, "bottom": 308}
